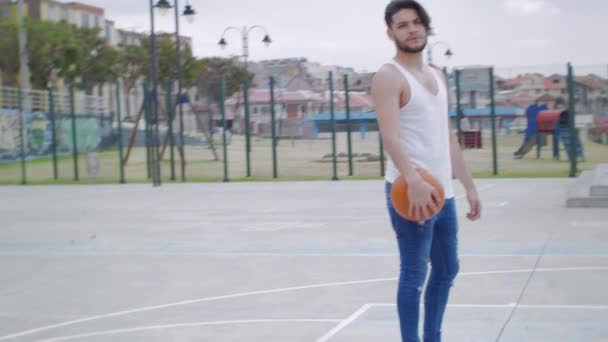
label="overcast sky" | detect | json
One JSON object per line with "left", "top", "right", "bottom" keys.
{"left": 70, "top": 0, "right": 606, "bottom": 74}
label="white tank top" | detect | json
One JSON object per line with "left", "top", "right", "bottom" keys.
{"left": 384, "top": 59, "right": 455, "bottom": 199}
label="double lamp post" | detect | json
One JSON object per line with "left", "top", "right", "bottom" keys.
{"left": 148, "top": 0, "right": 195, "bottom": 186}
{"left": 148, "top": 1, "right": 274, "bottom": 184}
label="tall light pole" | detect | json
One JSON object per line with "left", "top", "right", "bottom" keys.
{"left": 218, "top": 25, "right": 272, "bottom": 70}
{"left": 17, "top": 0, "right": 30, "bottom": 183}
{"left": 16, "top": 0, "right": 30, "bottom": 92}
{"left": 428, "top": 41, "right": 454, "bottom": 114}
{"left": 217, "top": 25, "right": 272, "bottom": 178}
{"left": 149, "top": 0, "right": 162, "bottom": 187}
{"left": 155, "top": 0, "right": 196, "bottom": 182}
{"left": 427, "top": 41, "right": 453, "bottom": 66}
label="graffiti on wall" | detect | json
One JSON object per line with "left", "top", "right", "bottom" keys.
{"left": 0, "top": 114, "right": 19, "bottom": 156}
{"left": 0, "top": 110, "right": 112, "bottom": 162}
{"left": 59, "top": 118, "right": 102, "bottom": 152}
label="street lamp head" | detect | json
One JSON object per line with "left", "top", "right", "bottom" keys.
{"left": 218, "top": 38, "right": 227, "bottom": 50}
{"left": 154, "top": 0, "right": 173, "bottom": 16}
{"left": 183, "top": 4, "right": 196, "bottom": 23}
{"left": 262, "top": 34, "right": 272, "bottom": 47}
{"left": 445, "top": 48, "right": 453, "bottom": 58}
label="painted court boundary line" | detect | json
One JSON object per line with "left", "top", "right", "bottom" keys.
{"left": 315, "top": 303, "right": 608, "bottom": 342}
{"left": 35, "top": 320, "right": 343, "bottom": 342}
{"left": 2, "top": 251, "right": 606, "bottom": 257}
{"left": 31, "top": 304, "right": 608, "bottom": 342}
{"left": 315, "top": 304, "right": 373, "bottom": 342}
{"left": 1, "top": 266, "right": 607, "bottom": 341}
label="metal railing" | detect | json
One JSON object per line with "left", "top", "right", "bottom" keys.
{"left": 0, "top": 86, "right": 108, "bottom": 115}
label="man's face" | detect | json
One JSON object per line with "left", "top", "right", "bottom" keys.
{"left": 388, "top": 8, "right": 428, "bottom": 54}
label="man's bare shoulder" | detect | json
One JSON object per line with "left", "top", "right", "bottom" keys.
{"left": 373, "top": 63, "right": 401, "bottom": 82}
{"left": 372, "top": 63, "right": 403, "bottom": 92}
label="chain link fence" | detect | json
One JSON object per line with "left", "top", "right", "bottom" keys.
{"left": 1, "top": 63, "right": 606, "bottom": 185}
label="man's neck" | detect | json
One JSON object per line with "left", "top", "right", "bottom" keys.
{"left": 394, "top": 52, "right": 425, "bottom": 72}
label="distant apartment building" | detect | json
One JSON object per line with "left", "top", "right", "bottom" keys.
{"left": 0, "top": 0, "right": 121, "bottom": 45}
{"left": 496, "top": 72, "right": 608, "bottom": 113}
{"left": 156, "top": 32, "right": 193, "bottom": 50}
{"left": 500, "top": 73, "right": 567, "bottom": 100}
{"left": 249, "top": 58, "right": 366, "bottom": 94}
{"left": 250, "top": 58, "right": 317, "bottom": 91}
{"left": 0, "top": 0, "right": 198, "bottom": 119}
{"left": 218, "top": 88, "right": 325, "bottom": 137}
{"left": 224, "top": 89, "right": 324, "bottom": 121}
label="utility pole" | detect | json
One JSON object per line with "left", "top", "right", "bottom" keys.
{"left": 17, "top": 0, "right": 31, "bottom": 145}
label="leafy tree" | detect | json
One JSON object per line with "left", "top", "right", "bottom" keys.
{"left": 0, "top": 19, "right": 121, "bottom": 92}
{"left": 60, "top": 26, "right": 121, "bottom": 93}
{"left": 141, "top": 36, "right": 198, "bottom": 90}
{"left": 0, "top": 20, "right": 19, "bottom": 86}
{"left": 194, "top": 57, "right": 253, "bottom": 102}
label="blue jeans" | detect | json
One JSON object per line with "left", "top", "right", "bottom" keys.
{"left": 385, "top": 182, "right": 460, "bottom": 342}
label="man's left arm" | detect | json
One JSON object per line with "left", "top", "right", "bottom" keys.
{"left": 449, "top": 125, "right": 481, "bottom": 221}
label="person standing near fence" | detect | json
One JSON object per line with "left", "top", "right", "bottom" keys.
{"left": 371, "top": 1, "right": 482, "bottom": 341}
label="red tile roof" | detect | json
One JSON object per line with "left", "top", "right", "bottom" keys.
{"left": 225, "top": 89, "right": 324, "bottom": 105}
{"left": 68, "top": 2, "right": 104, "bottom": 16}
{"left": 333, "top": 93, "right": 373, "bottom": 109}
{"left": 544, "top": 80, "right": 564, "bottom": 90}
{"left": 504, "top": 75, "right": 528, "bottom": 87}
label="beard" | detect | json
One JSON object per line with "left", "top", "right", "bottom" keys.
{"left": 396, "top": 38, "right": 427, "bottom": 54}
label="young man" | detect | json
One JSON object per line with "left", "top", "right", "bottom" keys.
{"left": 371, "top": 1, "right": 481, "bottom": 341}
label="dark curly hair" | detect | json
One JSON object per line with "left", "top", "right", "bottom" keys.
{"left": 384, "top": 0, "right": 433, "bottom": 34}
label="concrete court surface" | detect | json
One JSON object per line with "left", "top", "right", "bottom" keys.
{"left": 0, "top": 178, "right": 607, "bottom": 342}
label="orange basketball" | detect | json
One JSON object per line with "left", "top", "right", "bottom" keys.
{"left": 390, "top": 168, "right": 445, "bottom": 221}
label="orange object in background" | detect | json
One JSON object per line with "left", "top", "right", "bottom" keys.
{"left": 390, "top": 168, "right": 446, "bottom": 222}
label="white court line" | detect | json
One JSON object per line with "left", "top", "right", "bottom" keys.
{"left": 370, "top": 303, "right": 608, "bottom": 310}
{"left": 38, "top": 303, "right": 608, "bottom": 342}
{"left": 2, "top": 267, "right": 607, "bottom": 341}
{"left": 4, "top": 252, "right": 606, "bottom": 258}
{"left": 571, "top": 221, "right": 607, "bottom": 228}
{"left": 197, "top": 253, "right": 606, "bottom": 258}
{"left": 193, "top": 253, "right": 608, "bottom": 258}
{"left": 460, "top": 254, "right": 608, "bottom": 258}
{"left": 315, "top": 304, "right": 373, "bottom": 342}
{"left": 516, "top": 304, "right": 608, "bottom": 310}
{"left": 143, "top": 253, "right": 608, "bottom": 258}
{"left": 0, "top": 277, "right": 395, "bottom": 341}
{"left": 494, "top": 201, "right": 509, "bottom": 207}
{"left": 36, "top": 319, "right": 343, "bottom": 342}
{"left": 315, "top": 302, "right": 608, "bottom": 342}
